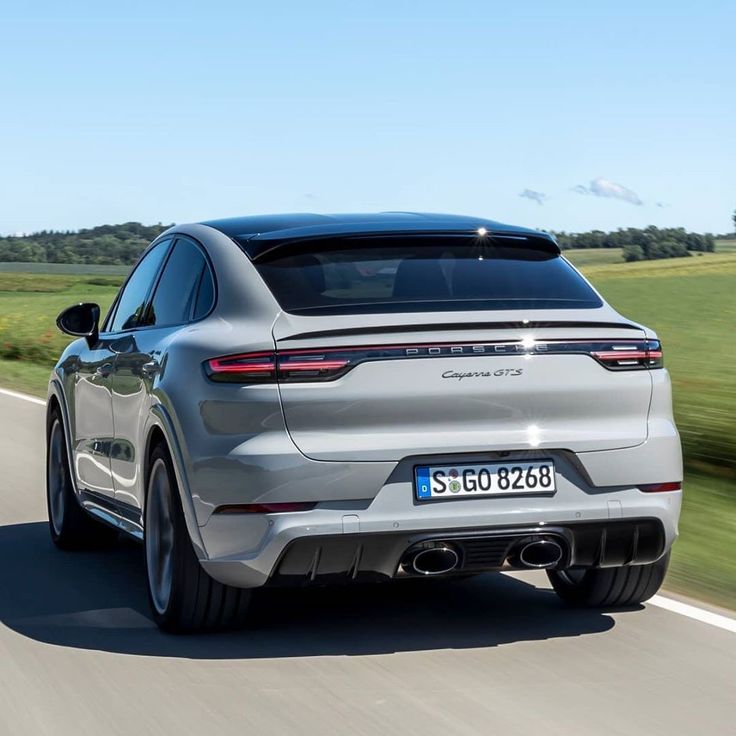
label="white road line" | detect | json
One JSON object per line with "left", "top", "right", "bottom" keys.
{"left": 648, "top": 595, "right": 736, "bottom": 634}
{"left": 0, "top": 387, "right": 46, "bottom": 406}
{"left": 505, "top": 572, "right": 736, "bottom": 634}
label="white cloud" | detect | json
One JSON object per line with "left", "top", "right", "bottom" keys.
{"left": 519, "top": 189, "right": 548, "bottom": 205}
{"left": 573, "top": 177, "right": 643, "bottom": 206}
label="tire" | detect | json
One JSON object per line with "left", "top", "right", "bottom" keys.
{"left": 144, "top": 443, "right": 252, "bottom": 633}
{"left": 46, "top": 406, "right": 118, "bottom": 549}
{"left": 547, "top": 554, "right": 670, "bottom": 608}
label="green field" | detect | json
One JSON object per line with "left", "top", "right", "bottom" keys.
{"left": 0, "top": 252, "right": 734, "bottom": 608}
{"left": 714, "top": 238, "right": 736, "bottom": 253}
{"left": 0, "top": 261, "right": 130, "bottom": 276}
{"left": 563, "top": 247, "right": 624, "bottom": 266}
{"left": 0, "top": 273, "right": 120, "bottom": 366}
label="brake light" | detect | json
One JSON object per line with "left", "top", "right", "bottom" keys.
{"left": 205, "top": 351, "right": 349, "bottom": 383}
{"left": 590, "top": 341, "right": 663, "bottom": 370}
{"left": 206, "top": 352, "right": 277, "bottom": 383}
{"left": 637, "top": 482, "right": 681, "bottom": 493}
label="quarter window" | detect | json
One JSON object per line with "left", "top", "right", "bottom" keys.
{"left": 146, "top": 238, "right": 209, "bottom": 327}
{"left": 108, "top": 240, "right": 170, "bottom": 332}
{"left": 193, "top": 261, "right": 215, "bottom": 320}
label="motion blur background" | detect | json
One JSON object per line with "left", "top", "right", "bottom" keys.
{"left": 0, "top": 0, "right": 734, "bottom": 608}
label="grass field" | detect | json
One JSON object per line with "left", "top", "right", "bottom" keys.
{"left": 0, "top": 273, "right": 120, "bottom": 366}
{"left": 714, "top": 238, "right": 736, "bottom": 253}
{"left": 0, "top": 261, "right": 130, "bottom": 276}
{"left": 563, "top": 247, "right": 624, "bottom": 266}
{"left": 0, "top": 251, "right": 734, "bottom": 608}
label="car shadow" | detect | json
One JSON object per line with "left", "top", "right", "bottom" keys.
{"left": 1, "top": 521, "right": 618, "bottom": 658}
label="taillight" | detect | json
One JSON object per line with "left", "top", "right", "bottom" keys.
{"left": 637, "top": 482, "right": 681, "bottom": 493}
{"left": 205, "top": 351, "right": 349, "bottom": 383}
{"left": 590, "top": 340, "right": 663, "bottom": 370}
{"left": 206, "top": 352, "right": 277, "bottom": 383}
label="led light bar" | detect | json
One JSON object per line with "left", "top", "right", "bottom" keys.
{"left": 205, "top": 339, "right": 664, "bottom": 383}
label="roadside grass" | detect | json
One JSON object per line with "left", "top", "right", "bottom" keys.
{"left": 0, "top": 358, "right": 53, "bottom": 396}
{"left": 581, "top": 256, "right": 736, "bottom": 610}
{"left": 667, "top": 472, "right": 736, "bottom": 611}
{"left": 583, "top": 263, "right": 736, "bottom": 470}
{"left": 0, "top": 254, "right": 734, "bottom": 609}
{"left": 0, "top": 275, "right": 119, "bottom": 364}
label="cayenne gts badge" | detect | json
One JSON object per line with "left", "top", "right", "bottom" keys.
{"left": 442, "top": 368, "right": 524, "bottom": 380}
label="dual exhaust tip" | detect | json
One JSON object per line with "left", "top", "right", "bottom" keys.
{"left": 410, "top": 544, "right": 461, "bottom": 576}
{"left": 404, "top": 537, "right": 564, "bottom": 576}
{"left": 516, "top": 539, "right": 564, "bottom": 569}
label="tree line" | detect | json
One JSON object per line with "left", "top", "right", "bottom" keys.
{"left": 0, "top": 222, "right": 171, "bottom": 265}
{"left": 552, "top": 226, "right": 716, "bottom": 262}
{"left": 0, "top": 221, "right": 723, "bottom": 265}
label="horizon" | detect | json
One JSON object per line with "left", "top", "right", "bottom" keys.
{"left": 1, "top": 215, "right": 732, "bottom": 241}
{"left": 1, "top": 1, "right": 734, "bottom": 235}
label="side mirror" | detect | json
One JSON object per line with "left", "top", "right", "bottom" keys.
{"left": 56, "top": 303, "right": 100, "bottom": 347}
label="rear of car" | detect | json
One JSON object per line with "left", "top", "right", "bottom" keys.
{"left": 48, "top": 213, "right": 681, "bottom": 632}
{"left": 197, "top": 223, "right": 681, "bottom": 599}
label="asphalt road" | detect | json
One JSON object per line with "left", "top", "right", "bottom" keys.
{"left": 0, "top": 390, "right": 734, "bottom": 736}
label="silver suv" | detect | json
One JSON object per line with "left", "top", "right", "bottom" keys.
{"left": 48, "top": 213, "right": 682, "bottom": 632}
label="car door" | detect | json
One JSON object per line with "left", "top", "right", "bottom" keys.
{"left": 70, "top": 334, "right": 119, "bottom": 498}
{"left": 75, "top": 238, "right": 172, "bottom": 503}
{"left": 111, "top": 236, "right": 215, "bottom": 511}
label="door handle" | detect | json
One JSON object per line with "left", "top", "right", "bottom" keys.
{"left": 95, "top": 363, "right": 113, "bottom": 378}
{"left": 141, "top": 360, "right": 161, "bottom": 378}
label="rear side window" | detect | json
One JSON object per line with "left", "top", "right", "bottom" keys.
{"left": 108, "top": 239, "right": 170, "bottom": 332}
{"left": 146, "top": 238, "right": 209, "bottom": 326}
{"left": 254, "top": 236, "right": 602, "bottom": 315}
{"left": 193, "top": 261, "right": 215, "bottom": 320}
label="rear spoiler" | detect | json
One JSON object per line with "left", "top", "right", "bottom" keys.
{"left": 279, "top": 320, "right": 643, "bottom": 342}
{"left": 239, "top": 229, "right": 560, "bottom": 261}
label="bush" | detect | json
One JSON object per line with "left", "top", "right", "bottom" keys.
{"left": 623, "top": 244, "right": 645, "bottom": 262}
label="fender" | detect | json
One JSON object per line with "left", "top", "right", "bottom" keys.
{"left": 47, "top": 376, "right": 77, "bottom": 495}
{"left": 145, "top": 403, "right": 208, "bottom": 560}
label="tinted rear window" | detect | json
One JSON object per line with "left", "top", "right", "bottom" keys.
{"left": 254, "top": 236, "right": 602, "bottom": 315}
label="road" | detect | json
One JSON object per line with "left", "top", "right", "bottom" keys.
{"left": 0, "top": 389, "right": 734, "bottom": 736}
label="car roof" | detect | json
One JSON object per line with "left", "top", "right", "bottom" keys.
{"left": 199, "top": 212, "right": 557, "bottom": 260}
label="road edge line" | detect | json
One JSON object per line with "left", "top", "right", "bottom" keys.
{"left": 503, "top": 571, "right": 736, "bottom": 634}
{"left": 0, "top": 387, "right": 46, "bottom": 406}
{"left": 648, "top": 594, "right": 736, "bottom": 634}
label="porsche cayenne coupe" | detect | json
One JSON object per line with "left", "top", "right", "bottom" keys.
{"left": 47, "top": 212, "right": 682, "bottom": 632}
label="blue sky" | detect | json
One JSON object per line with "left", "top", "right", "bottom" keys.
{"left": 1, "top": 1, "right": 734, "bottom": 235}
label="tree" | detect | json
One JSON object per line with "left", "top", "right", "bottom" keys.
{"left": 623, "top": 244, "right": 645, "bottom": 262}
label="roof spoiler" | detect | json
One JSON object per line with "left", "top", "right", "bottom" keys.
{"left": 242, "top": 229, "right": 560, "bottom": 261}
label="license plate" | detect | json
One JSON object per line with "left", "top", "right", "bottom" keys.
{"left": 415, "top": 460, "right": 556, "bottom": 500}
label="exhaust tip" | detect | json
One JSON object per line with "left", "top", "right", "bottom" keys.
{"left": 518, "top": 539, "right": 563, "bottom": 569}
{"left": 411, "top": 545, "right": 460, "bottom": 576}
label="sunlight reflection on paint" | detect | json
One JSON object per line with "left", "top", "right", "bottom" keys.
{"left": 527, "top": 424, "right": 541, "bottom": 447}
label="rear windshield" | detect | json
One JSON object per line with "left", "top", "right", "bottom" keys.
{"left": 254, "top": 236, "right": 602, "bottom": 315}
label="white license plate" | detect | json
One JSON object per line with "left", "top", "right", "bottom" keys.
{"left": 415, "top": 460, "right": 556, "bottom": 500}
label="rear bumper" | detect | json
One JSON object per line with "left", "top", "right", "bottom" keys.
{"left": 196, "top": 426, "right": 682, "bottom": 589}
{"left": 264, "top": 518, "right": 667, "bottom": 586}
{"left": 199, "top": 480, "right": 681, "bottom": 588}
